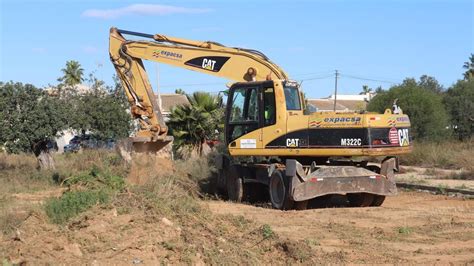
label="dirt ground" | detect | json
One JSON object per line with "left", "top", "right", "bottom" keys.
{"left": 1, "top": 176, "right": 473, "bottom": 264}
{"left": 208, "top": 192, "right": 474, "bottom": 264}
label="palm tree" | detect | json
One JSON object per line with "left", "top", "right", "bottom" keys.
{"left": 359, "top": 85, "right": 372, "bottom": 95}
{"left": 168, "top": 91, "right": 223, "bottom": 156}
{"left": 58, "top": 60, "right": 84, "bottom": 87}
{"left": 463, "top": 54, "right": 474, "bottom": 80}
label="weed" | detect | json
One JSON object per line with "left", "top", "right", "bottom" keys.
{"left": 63, "top": 166, "right": 125, "bottom": 190}
{"left": 436, "top": 184, "right": 448, "bottom": 194}
{"left": 44, "top": 190, "right": 110, "bottom": 224}
{"left": 262, "top": 224, "right": 274, "bottom": 239}
{"left": 398, "top": 226, "right": 412, "bottom": 234}
{"left": 304, "top": 238, "right": 320, "bottom": 246}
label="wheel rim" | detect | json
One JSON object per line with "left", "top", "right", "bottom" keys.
{"left": 270, "top": 174, "right": 285, "bottom": 206}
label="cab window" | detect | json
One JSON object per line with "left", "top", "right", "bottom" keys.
{"left": 284, "top": 86, "right": 301, "bottom": 110}
{"left": 230, "top": 87, "right": 259, "bottom": 123}
{"left": 263, "top": 87, "right": 276, "bottom": 126}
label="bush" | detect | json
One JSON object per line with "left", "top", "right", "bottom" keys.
{"left": 45, "top": 189, "right": 110, "bottom": 224}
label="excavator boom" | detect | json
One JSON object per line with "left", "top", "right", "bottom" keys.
{"left": 109, "top": 27, "right": 289, "bottom": 155}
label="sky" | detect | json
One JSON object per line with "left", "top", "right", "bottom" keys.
{"left": 1, "top": 0, "right": 473, "bottom": 98}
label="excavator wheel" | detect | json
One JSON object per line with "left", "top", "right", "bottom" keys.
{"left": 226, "top": 165, "right": 244, "bottom": 202}
{"left": 347, "top": 193, "right": 375, "bottom": 207}
{"left": 269, "top": 170, "right": 294, "bottom": 210}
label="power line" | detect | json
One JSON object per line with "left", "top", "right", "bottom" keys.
{"left": 340, "top": 74, "right": 400, "bottom": 84}
{"left": 300, "top": 74, "right": 334, "bottom": 81}
{"left": 293, "top": 70, "right": 334, "bottom": 78}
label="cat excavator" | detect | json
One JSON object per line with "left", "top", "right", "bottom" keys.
{"left": 109, "top": 27, "right": 412, "bottom": 210}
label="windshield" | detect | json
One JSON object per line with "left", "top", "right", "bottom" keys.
{"left": 284, "top": 86, "right": 301, "bottom": 110}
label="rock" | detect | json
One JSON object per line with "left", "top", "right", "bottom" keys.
{"left": 161, "top": 217, "right": 173, "bottom": 226}
{"left": 64, "top": 243, "right": 83, "bottom": 257}
{"left": 132, "top": 258, "right": 143, "bottom": 264}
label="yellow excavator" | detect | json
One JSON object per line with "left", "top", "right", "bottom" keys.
{"left": 109, "top": 27, "right": 412, "bottom": 210}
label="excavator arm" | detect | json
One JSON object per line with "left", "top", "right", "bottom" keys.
{"left": 109, "top": 27, "right": 288, "bottom": 145}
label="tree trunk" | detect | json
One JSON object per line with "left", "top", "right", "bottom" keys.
{"left": 33, "top": 140, "right": 56, "bottom": 170}
{"left": 37, "top": 150, "right": 56, "bottom": 170}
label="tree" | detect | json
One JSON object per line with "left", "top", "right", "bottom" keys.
{"left": 0, "top": 82, "right": 68, "bottom": 169}
{"left": 360, "top": 85, "right": 372, "bottom": 95}
{"left": 58, "top": 60, "right": 84, "bottom": 87}
{"left": 175, "top": 88, "right": 186, "bottom": 95}
{"left": 367, "top": 78, "right": 449, "bottom": 140}
{"left": 69, "top": 74, "right": 131, "bottom": 140}
{"left": 463, "top": 54, "right": 474, "bottom": 80}
{"left": 168, "top": 92, "right": 223, "bottom": 155}
{"left": 443, "top": 79, "right": 474, "bottom": 140}
{"left": 418, "top": 75, "right": 443, "bottom": 94}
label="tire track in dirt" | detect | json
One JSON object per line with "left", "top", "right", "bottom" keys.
{"left": 206, "top": 192, "right": 474, "bottom": 264}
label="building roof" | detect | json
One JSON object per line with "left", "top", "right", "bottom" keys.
{"left": 307, "top": 98, "right": 367, "bottom": 111}
{"left": 157, "top": 93, "right": 190, "bottom": 112}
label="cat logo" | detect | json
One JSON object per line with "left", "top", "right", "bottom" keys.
{"left": 286, "top": 138, "right": 300, "bottom": 147}
{"left": 202, "top": 58, "right": 216, "bottom": 71}
{"left": 185, "top": 56, "right": 230, "bottom": 72}
{"left": 398, "top": 128, "right": 410, "bottom": 146}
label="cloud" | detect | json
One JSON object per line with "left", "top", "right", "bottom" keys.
{"left": 82, "top": 4, "right": 212, "bottom": 19}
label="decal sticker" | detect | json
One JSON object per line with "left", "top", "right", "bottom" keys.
{"left": 309, "top": 117, "right": 323, "bottom": 128}
{"left": 389, "top": 127, "right": 399, "bottom": 145}
{"left": 185, "top": 56, "right": 230, "bottom": 72}
{"left": 388, "top": 117, "right": 396, "bottom": 127}
{"left": 397, "top": 116, "right": 410, "bottom": 122}
{"left": 240, "top": 139, "right": 256, "bottom": 149}
{"left": 398, "top": 128, "right": 410, "bottom": 146}
{"left": 324, "top": 117, "right": 361, "bottom": 124}
{"left": 340, "top": 138, "right": 362, "bottom": 146}
{"left": 286, "top": 138, "right": 300, "bottom": 147}
{"left": 152, "top": 50, "right": 183, "bottom": 60}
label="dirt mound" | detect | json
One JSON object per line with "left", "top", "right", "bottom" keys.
{"left": 127, "top": 154, "right": 174, "bottom": 185}
{"left": 1, "top": 203, "right": 317, "bottom": 264}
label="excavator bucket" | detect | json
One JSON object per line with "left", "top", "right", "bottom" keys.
{"left": 116, "top": 136, "right": 174, "bottom": 164}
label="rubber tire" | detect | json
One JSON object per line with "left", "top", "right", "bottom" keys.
{"left": 370, "top": 195, "right": 386, "bottom": 207}
{"left": 269, "top": 170, "right": 294, "bottom": 210}
{"left": 347, "top": 193, "right": 375, "bottom": 207}
{"left": 226, "top": 165, "right": 243, "bottom": 202}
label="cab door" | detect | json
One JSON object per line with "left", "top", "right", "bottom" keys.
{"left": 284, "top": 85, "right": 308, "bottom": 149}
{"left": 225, "top": 85, "right": 263, "bottom": 150}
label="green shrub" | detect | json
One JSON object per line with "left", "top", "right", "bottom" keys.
{"left": 63, "top": 165, "right": 125, "bottom": 190}
{"left": 45, "top": 190, "right": 109, "bottom": 224}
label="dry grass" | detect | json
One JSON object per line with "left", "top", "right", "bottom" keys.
{"left": 0, "top": 150, "right": 127, "bottom": 195}
{"left": 399, "top": 139, "right": 474, "bottom": 171}
{"left": 1, "top": 150, "right": 315, "bottom": 264}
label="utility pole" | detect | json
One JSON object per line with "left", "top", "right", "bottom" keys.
{"left": 333, "top": 70, "right": 339, "bottom": 111}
